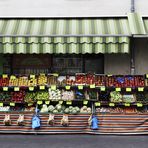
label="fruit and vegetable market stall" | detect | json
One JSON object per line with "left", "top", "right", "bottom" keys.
{"left": 0, "top": 13, "right": 148, "bottom": 135}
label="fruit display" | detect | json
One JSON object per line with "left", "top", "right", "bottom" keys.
{"left": 85, "top": 74, "right": 95, "bottom": 85}
{"left": 124, "top": 107, "right": 137, "bottom": 113}
{"left": 47, "top": 75, "right": 58, "bottom": 85}
{"left": 61, "top": 90, "right": 75, "bottom": 101}
{"left": 0, "top": 78, "right": 9, "bottom": 86}
{"left": 37, "top": 74, "right": 47, "bottom": 85}
{"left": 40, "top": 103, "right": 91, "bottom": 114}
{"left": 11, "top": 90, "right": 26, "bottom": 103}
{"left": 98, "top": 91, "right": 110, "bottom": 102}
{"left": 75, "top": 74, "right": 86, "bottom": 85}
{"left": 134, "top": 76, "right": 145, "bottom": 87}
{"left": 24, "top": 92, "right": 36, "bottom": 103}
{"left": 96, "top": 107, "right": 124, "bottom": 113}
{"left": 66, "top": 76, "right": 75, "bottom": 86}
{"left": 9, "top": 78, "right": 18, "bottom": 86}
{"left": 75, "top": 90, "right": 85, "bottom": 100}
{"left": 95, "top": 75, "right": 105, "bottom": 86}
{"left": 48, "top": 88, "right": 61, "bottom": 101}
{"left": 28, "top": 78, "right": 37, "bottom": 86}
{"left": 18, "top": 76, "right": 28, "bottom": 87}
{"left": 0, "top": 106, "right": 10, "bottom": 112}
{"left": 85, "top": 90, "right": 98, "bottom": 100}
{"left": 35, "top": 91, "right": 49, "bottom": 101}
{"left": 122, "top": 94, "right": 136, "bottom": 103}
{"left": 110, "top": 91, "right": 122, "bottom": 102}
{"left": 0, "top": 92, "right": 11, "bottom": 101}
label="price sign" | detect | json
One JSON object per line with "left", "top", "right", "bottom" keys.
{"left": 37, "top": 101, "right": 43, "bottom": 105}
{"left": 109, "top": 103, "right": 115, "bottom": 107}
{"left": 30, "top": 75, "right": 35, "bottom": 79}
{"left": 52, "top": 73, "right": 59, "bottom": 77}
{"left": 137, "top": 103, "right": 143, "bottom": 107}
{"left": 39, "top": 86, "right": 45, "bottom": 90}
{"left": 14, "top": 87, "right": 20, "bottom": 91}
{"left": 10, "top": 102, "right": 15, "bottom": 106}
{"left": 28, "top": 103, "right": 33, "bottom": 106}
{"left": 3, "top": 87, "right": 8, "bottom": 91}
{"left": 51, "top": 85, "right": 56, "bottom": 90}
{"left": 0, "top": 103, "right": 3, "bottom": 107}
{"left": 83, "top": 100, "right": 88, "bottom": 105}
{"left": 138, "top": 87, "right": 144, "bottom": 92}
{"left": 126, "top": 88, "right": 132, "bottom": 92}
{"left": 115, "top": 88, "right": 121, "bottom": 92}
{"left": 65, "top": 86, "right": 71, "bottom": 90}
{"left": 66, "top": 101, "right": 72, "bottom": 105}
{"left": 2, "top": 74, "right": 8, "bottom": 78}
{"left": 95, "top": 102, "right": 101, "bottom": 106}
{"left": 100, "top": 87, "right": 106, "bottom": 91}
{"left": 124, "top": 103, "right": 130, "bottom": 107}
{"left": 90, "top": 84, "right": 95, "bottom": 89}
{"left": 45, "top": 101, "right": 50, "bottom": 105}
{"left": 146, "top": 74, "right": 148, "bottom": 78}
{"left": 29, "top": 87, "right": 34, "bottom": 91}
{"left": 10, "top": 75, "right": 16, "bottom": 79}
{"left": 40, "top": 73, "right": 45, "bottom": 76}
{"left": 78, "top": 85, "right": 83, "bottom": 90}
{"left": 107, "top": 75, "right": 112, "bottom": 77}
{"left": 59, "top": 101, "right": 63, "bottom": 104}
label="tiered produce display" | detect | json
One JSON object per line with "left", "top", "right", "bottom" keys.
{"left": 0, "top": 73, "right": 147, "bottom": 114}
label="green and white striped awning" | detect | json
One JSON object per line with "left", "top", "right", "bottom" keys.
{"left": 0, "top": 18, "right": 131, "bottom": 54}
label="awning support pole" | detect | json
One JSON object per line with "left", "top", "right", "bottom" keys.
{"left": 130, "top": 38, "right": 135, "bottom": 75}
{"left": 131, "top": 0, "right": 135, "bottom": 12}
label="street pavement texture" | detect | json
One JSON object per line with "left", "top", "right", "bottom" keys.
{"left": 0, "top": 135, "right": 147, "bottom": 148}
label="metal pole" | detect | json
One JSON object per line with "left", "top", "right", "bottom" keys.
{"left": 130, "top": 38, "right": 135, "bottom": 75}
{"left": 131, "top": 0, "right": 135, "bottom": 12}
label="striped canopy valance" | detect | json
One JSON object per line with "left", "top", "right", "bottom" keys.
{"left": 0, "top": 18, "right": 131, "bottom": 54}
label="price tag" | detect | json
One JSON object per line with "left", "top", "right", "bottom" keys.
{"left": 52, "top": 73, "right": 59, "bottom": 77}
{"left": 30, "top": 75, "right": 35, "bottom": 79}
{"left": 29, "top": 87, "right": 34, "bottom": 91}
{"left": 3, "top": 87, "right": 8, "bottom": 91}
{"left": 0, "top": 103, "right": 3, "bottom": 107}
{"left": 126, "top": 88, "right": 132, "bottom": 92}
{"left": 65, "top": 86, "right": 71, "bottom": 90}
{"left": 124, "top": 103, "right": 130, "bottom": 107}
{"left": 83, "top": 100, "right": 88, "bottom": 105}
{"left": 95, "top": 102, "right": 101, "bottom": 106}
{"left": 10, "top": 102, "right": 15, "bottom": 106}
{"left": 28, "top": 103, "right": 33, "bottom": 106}
{"left": 100, "top": 87, "right": 106, "bottom": 91}
{"left": 37, "top": 101, "right": 43, "bottom": 105}
{"left": 66, "top": 101, "right": 72, "bottom": 105}
{"left": 40, "top": 73, "right": 45, "bottom": 76}
{"left": 109, "top": 103, "right": 115, "bottom": 107}
{"left": 45, "top": 101, "right": 50, "bottom": 105}
{"left": 146, "top": 74, "right": 148, "bottom": 78}
{"left": 39, "top": 86, "right": 45, "bottom": 90}
{"left": 14, "top": 87, "right": 20, "bottom": 91}
{"left": 107, "top": 75, "right": 112, "bottom": 77}
{"left": 137, "top": 103, "right": 143, "bottom": 107}
{"left": 90, "top": 84, "right": 95, "bottom": 89}
{"left": 59, "top": 101, "right": 63, "bottom": 104}
{"left": 115, "top": 88, "right": 121, "bottom": 92}
{"left": 138, "top": 87, "right": 144, "bottom": 92}
{"left": 78, "top": 85, "right": 83, "bottom": 90}
{"left": 10, "top": 75, "right": 16, "bottom": 79}
{"left": 2, "top": 74, "right": 8, "bottom": 78}
{"left": 51, "top": 85, "right": 56, "bottom": 90}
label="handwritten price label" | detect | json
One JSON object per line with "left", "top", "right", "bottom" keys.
{"left": 95, "top": 102, "right": 101, "bottom": 106}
